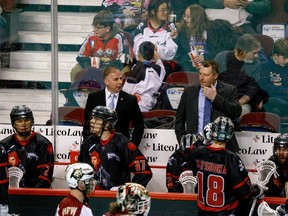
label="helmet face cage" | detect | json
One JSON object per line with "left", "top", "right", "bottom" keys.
{"left": 273, "top": 134, "right": 288, "bottom": 160}
{"left": 91, "top": 106, "right": 118, "bottom": 130}
{"left": 212, "top": 116, "right": 234, "bottom": 142}
{"left": 10, "top": 105, "right": 34, "bottom": 124}
{"left": 117, "top": 183, "right": 151, "bottom": 216}
{"left": 65, "top": 163, "right": 95, "bottom": 193}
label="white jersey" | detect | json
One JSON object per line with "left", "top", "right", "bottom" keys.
{"left": 55, "top": 194, "right": 94, "bottom": 216}
{"left": 123, "top": 59, "right": 165, "bottom": 112}
{"left": 133, "top": 20, "right": 178, "bottom": 61}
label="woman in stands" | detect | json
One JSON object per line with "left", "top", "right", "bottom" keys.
{"left": 175, "top": 4, "right": 242, "bottom": 72}
{"left": 133, "top": 0, "right": 178, "bottom": 75}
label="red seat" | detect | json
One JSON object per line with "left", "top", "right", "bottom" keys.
{"left": 254, "top": 34, "right": 274, "bottom": 58}
{"left": 47, "top": 106, "right": 85, "bottom": 126}
{"left": 239, "top": 112, "right": 280, "bottom": 133}
{"left": 165, "top": 71, "right": 199, "bottom": 85}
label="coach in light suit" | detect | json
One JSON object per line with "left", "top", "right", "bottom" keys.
{"left": 83, "top": 66, "right": 144, "bottom": 146}
{"left": 175, "top": 60, "right": 242, "bottom": 152}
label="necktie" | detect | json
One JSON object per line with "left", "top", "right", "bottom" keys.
{"left": 108, "top": 94, "right": 116, "bottom": 110}
{"left": 203, "top": 97, "right": 211, "bottom": 129}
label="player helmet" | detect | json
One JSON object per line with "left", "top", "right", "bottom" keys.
{"left": 273, "top": 134, "right": 288, "bottom": 165}
{"left": 65, "top": 163, "right": 95, "bottom": 194}
{"left": 274, "top": 134, "right": 288, "bottom": 149}
{"left": 10, "top": 105, "right": 34, "bottom": 124}
{"left": 117, "top": 183, "right": 151, "bottom": 216}
{"left": 211, "top": 116, "right": 234, "bottom": 142}
{"left": 91, "top": 106, "right": 118, "bottom": 129}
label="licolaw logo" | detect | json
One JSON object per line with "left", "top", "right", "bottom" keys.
{"left": 237, "top": 147, "right": 267, "bottom": 155}
{"left": 252, "top": 134, "right": 276, "bottom": 143}
{"left": 152, "top": 143, "right": 179, "bottom": 152}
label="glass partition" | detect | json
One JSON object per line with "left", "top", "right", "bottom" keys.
{"left": 0, "top": 0, "right": 287, "bottom": 192}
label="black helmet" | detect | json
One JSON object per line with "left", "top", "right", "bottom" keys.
{"left": 10, "top": 105, "right": 34, "bottom": 124}
{"left": 211, "top": 116, "right": 234, "bottom": 142}
{"left": 91, "top": 106, "right": 117, "bottom": 129}
{"left": 274, "top": 134, "right": 288, "bottom": 148}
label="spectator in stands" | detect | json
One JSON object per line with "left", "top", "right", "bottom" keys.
{"left": 266, "top": 134, "right": 288, "bottom": 197}
{"left": 0, "top": 144, "right": 9, "bottom": 215}
{"left": 122, "top": 41, "right": 165, "bottom": 111}
{"left": 55, "top": 163, "right": 96, "bottom": 216}
{"left": 259, "top": 39, "right": 288, "bottom": 116}
{"left": 175, "top": 60, "right": 242, "bottom": 152}
{"left": 175, "top": 4, "right": 208, "bottom": 72}
{"left": 133, "top": 0, "right": 178, "bottom": 74}
{"left": 175, "top": 5, "right": 243, "bottom": 72}
{"left": 215, "top": 33, "right": 267, "bottom": 115}
{"left": 0, "top": 105, "right": 54, "bottom": 188}
{"left": 205, "top": 19, "right": 243, "bottom": 60}
{"left": 82, "top": 66, "right": 144, "bottom": 146}
{"left": 198, "top": 0, "right": 271, "bottom": 34}
{"left": 70, "top": 10, "right": 133, "bottom": 82}
{"left": 78, "top": 106, "right": 152, "bottom": 190}
{"left": 104, "top": 182, "right": 151, "bottom": 216}
{"left": 101, "top": 0, "right": 150, "bottom": 30}
{"left": 215, "top": 34, "right": 263, "bottom": 82}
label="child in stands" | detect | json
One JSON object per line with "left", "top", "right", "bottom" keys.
{"left": 122, "top": 41, "right": 165, "bottom": 111}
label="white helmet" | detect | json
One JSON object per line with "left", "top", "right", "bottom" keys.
{"left": 117, "top": 183, "right": 151, "bottom": 216}
{"left": 65, "top": 163, "right": 95, "bottom": 193}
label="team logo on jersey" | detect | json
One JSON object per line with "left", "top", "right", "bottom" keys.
{"left": 128, "top": 142, "right": 137, "bottom": 151}
{"left": 107, "top": 153, "right": 120, "bottom": 161}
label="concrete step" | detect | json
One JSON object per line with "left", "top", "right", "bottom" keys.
{"left": 0, "top": 88, "right": 66, "bottom": 124}
{"left": 20, "top": 0, "right": 102, "bottom": 6}
{"left": 0, "top": 68, "right": 71, "bottom": 82}
{"left": 19, "top": 12, "right": 95, "bottom": 33}
{"left": 18, "top": 30, "right": 87, "bottom": 45}
{"left": 10, "top": 51, "right": 78, "bottom": 62}
{"left": 0, "top": 51, "right": 77, "bottom": 82}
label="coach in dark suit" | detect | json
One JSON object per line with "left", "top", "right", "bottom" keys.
{"left": 175, "top": 60, "right": 242, "bottom": 152}
{"left": 83, "top": 66, "right": 144, "bottom": 146}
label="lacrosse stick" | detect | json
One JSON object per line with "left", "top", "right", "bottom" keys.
{"left": 249, "top": 160, "right": 278, "bottom": 216}
{"left": 179, "top": 170, "right": 197, "bottom": 193}
{"left": 180, "top": 134, "right": 197, "bottom": 150}
{"left": 257, "top": 201, "right": 280, "bottom": 216}
{"left": 8, "top": 167, "right": 24, "bottom": 188}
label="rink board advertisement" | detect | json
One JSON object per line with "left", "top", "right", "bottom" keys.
{"left": 0, "top": 124, "right": 279, "bottom": 169}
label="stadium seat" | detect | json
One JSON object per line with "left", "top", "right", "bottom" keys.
{"left": 46, "top": 106, "right": 85, "bottom": 126}
{"left": 165, "top": 71, "right": 199, "bottom": 85}
{"left": 238, "top": 112, "right": 280, "bottom": 133}
{"left": 254, "top": 34, "right": 274, "bottom": 58}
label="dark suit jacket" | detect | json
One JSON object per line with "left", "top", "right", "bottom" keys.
{"left": 175, "top": 80, "right": 242, "bottom": 152}
{"left": 83, "top": 89, "right": 144, "bottom": 146}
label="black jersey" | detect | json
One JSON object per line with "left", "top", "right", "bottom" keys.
{"left": 265, "top": 155, "right": 288, "bottom": 197}
{"left": 0, "top": 144, "right": 8, "bottom": 205}
{"left": 187, "top": 145, "right": 253, "bottom": 214}
{"left": 0, "top": 132, "right": 54, "bottom": 188}
{"left": 166, "top": 147, "right": 193, "bottom": 192}
{"left": 78, "top": 132, "right": 152, "bottom": 190}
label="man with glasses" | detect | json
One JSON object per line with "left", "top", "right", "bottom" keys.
{"left": 175, "top": 60, "right": 242, "bottom": 152}
{"left": 0, "top": 105, "right": 54, "bottom": 188}
{"left": 70, "top": 10, "right": 133, "bottom": 82}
